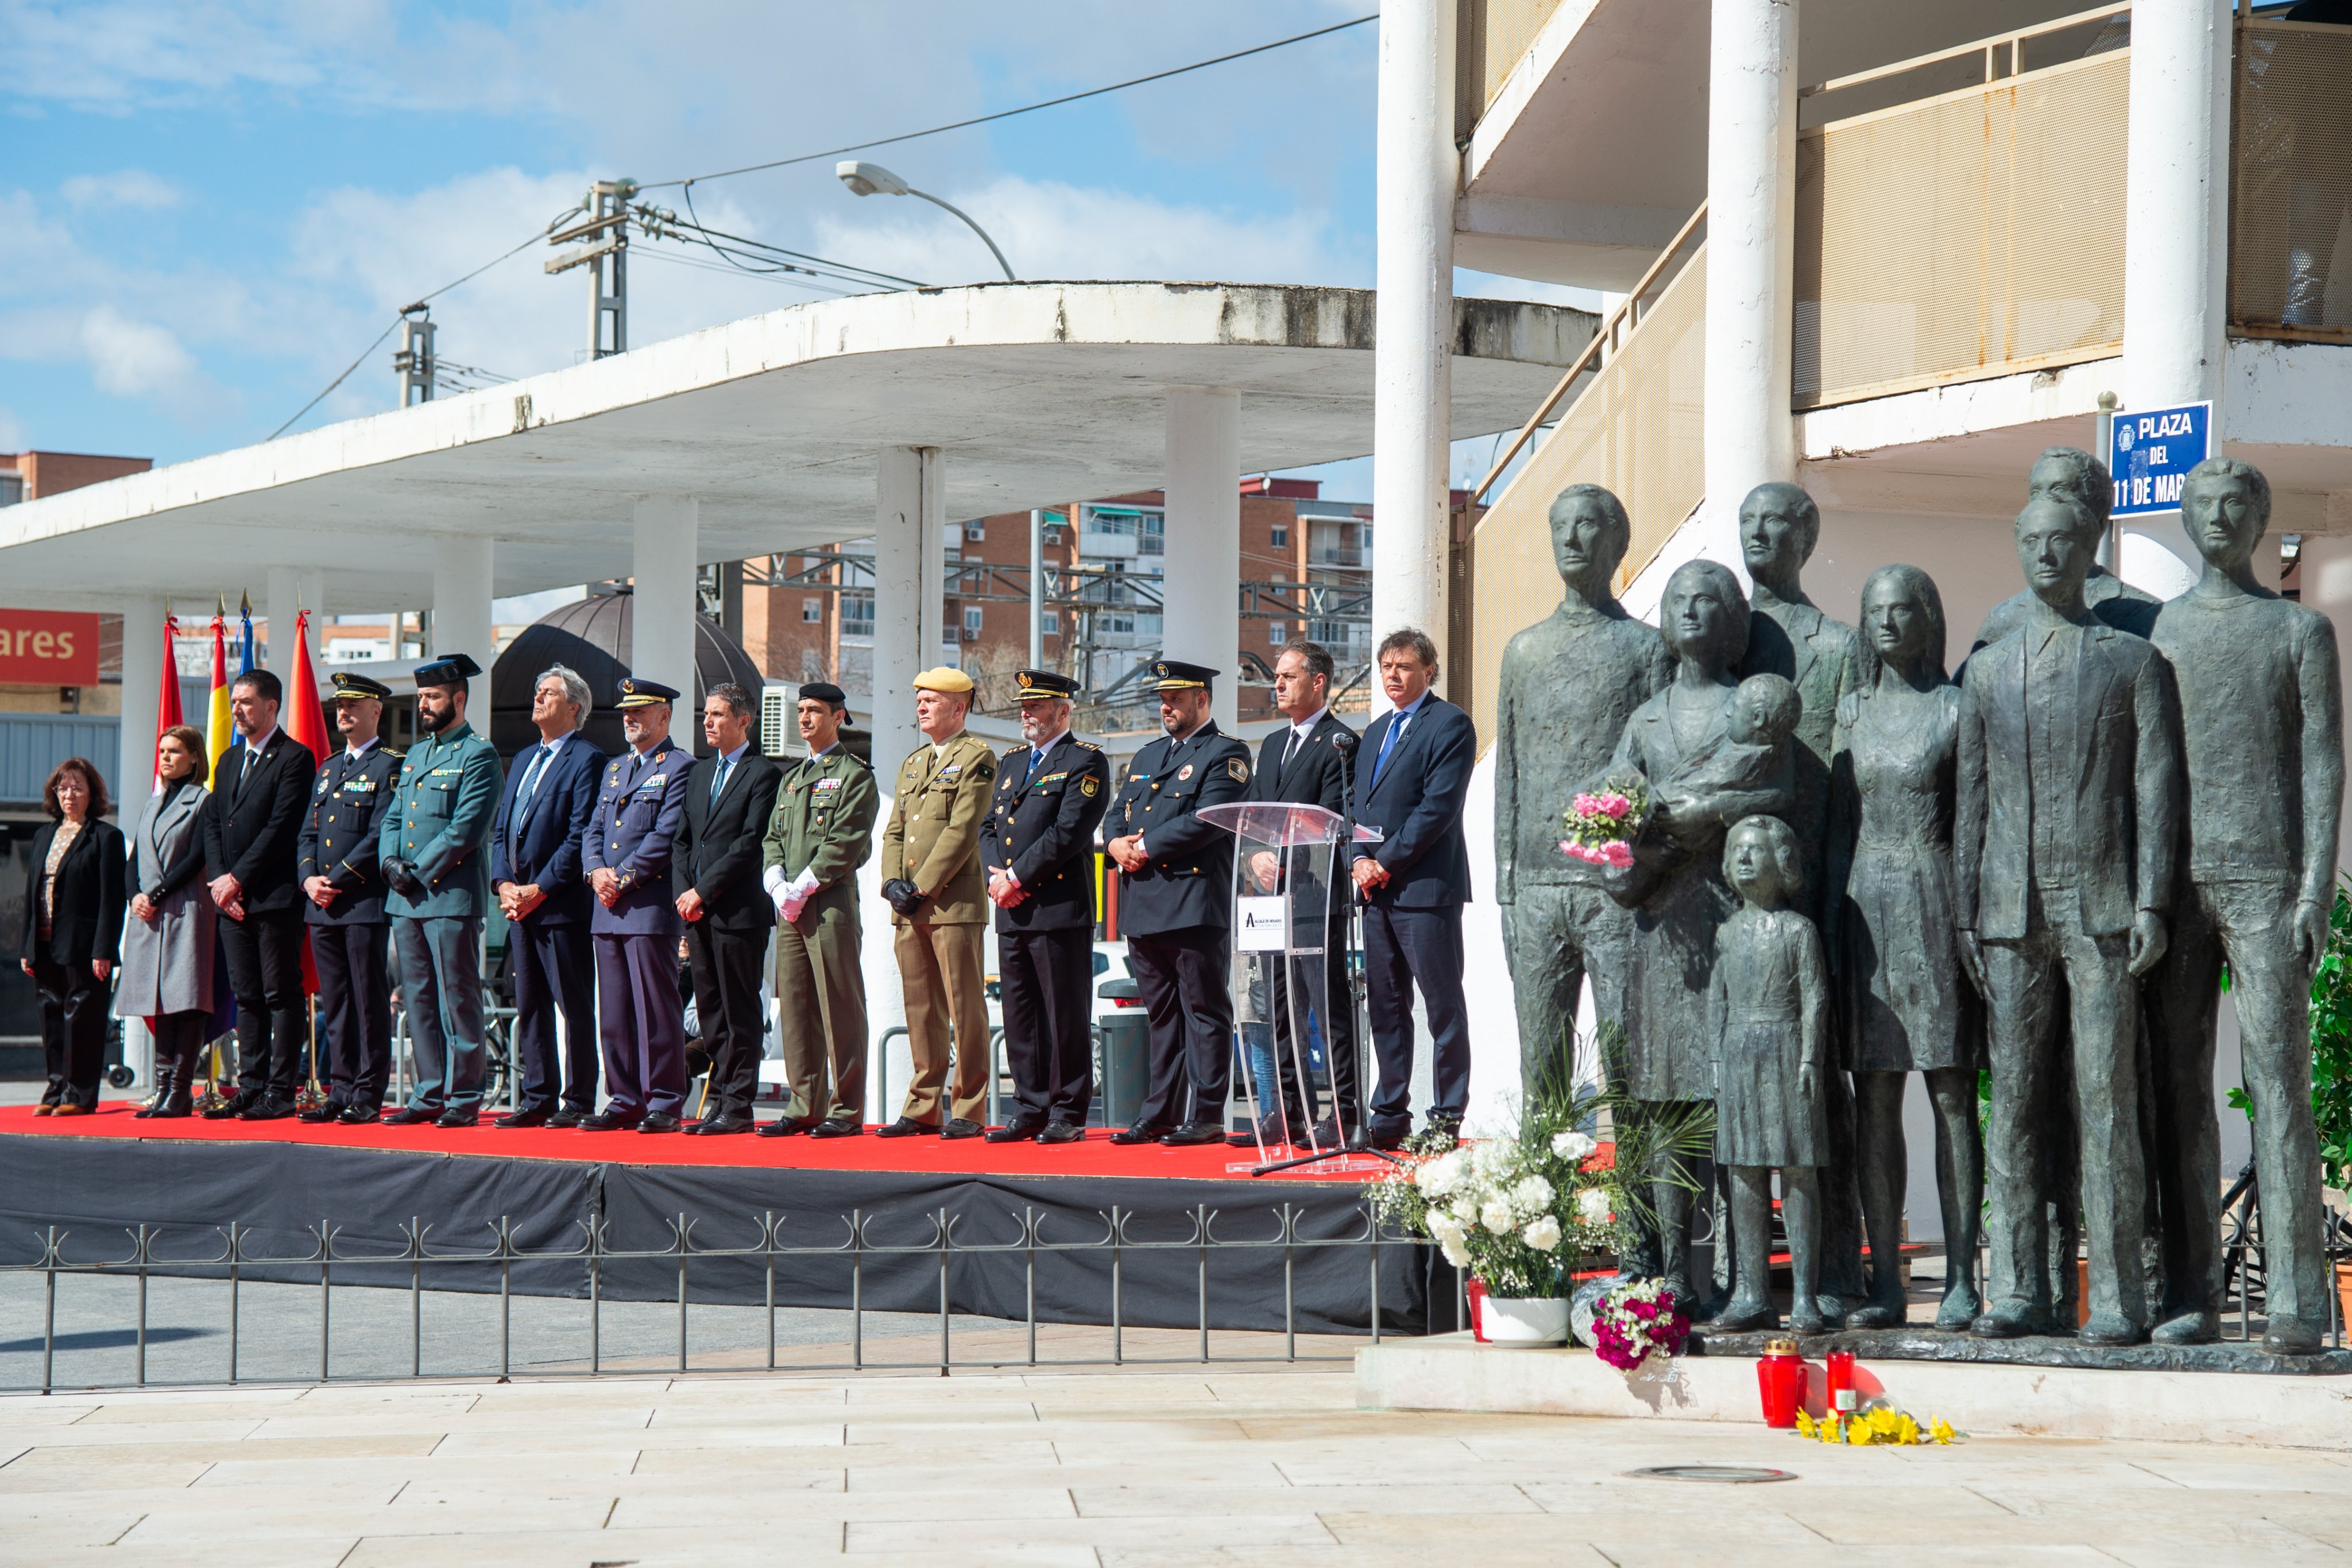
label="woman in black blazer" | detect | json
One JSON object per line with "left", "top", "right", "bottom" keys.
{"left": 17, "top": 757, "right": 126, "bottom": 1114}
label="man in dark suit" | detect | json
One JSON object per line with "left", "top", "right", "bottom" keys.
{"left": 978, "top": 669, "right": 1112, "bottom": 1143}
{"left": 490, "top": 663, "right": 608, "bottom": 1128}
{"left": 296, "top": 671, "right": 402, "bottom": 1124}
{"left": 1104, "top": 660, "right": 1254, "bottom": 1148}
{"left": 1348, "top": 628, "right": 1477, "bottom": 1149}
{"left": 1239, "top": 640, "right": 1360, "bottom": 1147}
{"left": 200, "top": 666, "right": 318, "bottom": 1121}
{"left": 1956, "top": 494, "right": 2181, "bottom": 1346}
{"left": 675, "top": 682, "right": 784, "bottom": 1133}
{"left": 581, "top": 678, "right": 696, "bottom": 1132}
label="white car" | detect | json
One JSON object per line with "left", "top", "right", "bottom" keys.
{"left": 981, "top": 935, "right": 1132, "bottom": 1028}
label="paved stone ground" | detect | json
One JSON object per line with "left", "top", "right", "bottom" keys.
{"left": 5, "top": 1366, "right": 2349, "bottom": 1567}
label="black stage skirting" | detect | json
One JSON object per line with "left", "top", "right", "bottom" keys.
{"left": 0, "top": 1134, "right": 1442, "bottom": 1336}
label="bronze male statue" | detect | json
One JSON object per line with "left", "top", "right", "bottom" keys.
{"left": 1956, "top": 494, "right": 2181, "bottom": 1346}
{"left": 1494, "top": 485, "right": 1670, "bottom": 1100}
{"left": 1972, "top": 447, "right": 2160, "bottom": 651}
{"left": 2146, "top": 457, "right": 2343, "bottom": 1354}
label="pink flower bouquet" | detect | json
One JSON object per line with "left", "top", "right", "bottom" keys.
{"left": 1591, "top": 1277, "right": 1691, "bottom": 1373}
{"left": 1560, "top": 772, "right": 1649, "bottom": 869}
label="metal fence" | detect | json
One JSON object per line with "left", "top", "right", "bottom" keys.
{"left": 6, "top": 1199, "right": 1414, "bottom": 1395}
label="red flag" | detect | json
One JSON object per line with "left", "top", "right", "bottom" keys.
{"left": 285, "top": 610, "right": 328, "bottom": 998}
{"left": 152, "top": 610, "right": 184, "bottom": 796}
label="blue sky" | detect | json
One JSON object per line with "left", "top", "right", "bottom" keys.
{"left": 2, "top": 1, "right": 1583, "bottom": 503}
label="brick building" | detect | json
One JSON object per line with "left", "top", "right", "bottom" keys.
{"left": 0, "top": 451, "right": 152, "bottom": 715}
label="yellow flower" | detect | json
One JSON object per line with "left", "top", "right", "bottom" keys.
{"left": 1793, "top": 1409, "right": 1816, "bottom": 1438}
{"left": 1929, "top": 1416, "right": 1956, "bottom": 1446}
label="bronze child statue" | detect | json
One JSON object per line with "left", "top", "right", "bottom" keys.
{"left": 1705, "top": 814, "right": 1835, "bottom": 1335}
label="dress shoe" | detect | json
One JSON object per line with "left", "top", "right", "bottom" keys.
{"left": 494, "top": 1106, "right": 552, "bottom": 1129}
{"left": 986, "top": 1121, "right": 1045, "bottom": 1144}
{"left": 2151, "top": 1309, "right": 2219, "bottom": 1346}
{"left": 33, "top": 1103, "right": 56, "bottom": 1117}
{"left": 1109, "top": 1122, "right": 1170, "bottom": 1146}
{"left": 579, "top": 1110, "right": 640, "bottom": 1131}
{"left": 638, "top": 1112, "right": 682, "bottom": 1133}
{"left": 1970, "top": 1303, "right": 2038, "bottom": 1340}
{"left": 1036, "top": 1121, "right": 1087, "bottom": 1145}
{"left": 51, "top": 1102, "right": 92, "bottom": 1118}
{"left": 434, "top": 1108, "right": 479, "bottom": 1129}
{"left": 808, "top": 1116, "right": 864, "bottom": 1139}
{"left": 1307, "top": 1116, "right": 1352, "bottom": 1149}
{"left": 694, "top": 1116, "right": 754, "bottom": 1135}
{"left": 383, "top": 1105, "right": 442, "bottom": 1126}
{"left": 2077, "top": 1312, "right": 2146, "bottom": 1348}
{"left": 2264, "top": 1319, "right": 2325, "bottom": 1357}
{"left": 757, "top": 1116, "right": 820, "bottom": 1138}
{"left": 241, "top": 1095, "right": 298, "bottom": 1121}
{"left": 203, "top": 1092, "right": 256, "bottom": 1121}
{"left": 133, "top": 1101, "right": 158, "bottom": 1120}
{"left": 149, "top": 1099, "right": 194, "bottom": 1120}
{"left": 297, "top": 1101, "right": 347, "bottom": 1124}
{"left": 941, "top": 1117, "right": 984, "bottom": 1140}
{"left": 1227, "top": 1113, "right": 1301, "bottom": 1148}
{"left": 873, "top": 1116, "right": 940, "bottom": 1139}
{"left": 1158, "top": 1120, "right": 1225, "bottom": 1147}
{"left": 1365, "top": 1122, "right": 1410, "bottom": 1152}
{"left": 338, "top": 1104, "right": 381, "bottom": 1125}
{"left": 547, "top": 1105, "right": 586, "bottom": 1129}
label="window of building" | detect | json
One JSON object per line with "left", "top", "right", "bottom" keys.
{"left": 841, "top": 593, "right": 875, "bottom": 637}
{"left": 962, "top": 606, "right": 984, "bottom": 640}
{"left": 0, "top": 473, "right": 21, "bottom": 508}
{"left": 802, "top": 597, "right": 822, "bottom": 624}
{"left": 1268, "top": 621, "right": 1287, "bottom": 645}
{"left": 1043, "top": 610, "right": 1059, "bottom": 636}
{"left": 1270, "top": 524, "right": 1287, "bottom": 549}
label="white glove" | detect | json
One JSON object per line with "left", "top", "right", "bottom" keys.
{"left": 763, "top": 864, "right": 790, "bottom": 911}
{"left": 787, "top": 867, "right": 820, "bottom": 902}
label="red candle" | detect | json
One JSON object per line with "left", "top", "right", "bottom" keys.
{"left": 1467, "top": 1277, "right": 1489, "bottom": 1342}
{"left": 1825, "top": 1348, "right": 1856, "bottom": 1405}
{"left": 1757, "top": 1338, "right": 1805, "bottom": 1428}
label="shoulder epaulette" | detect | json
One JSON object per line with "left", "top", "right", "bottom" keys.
{"left": 384, "top": 748, "right": 406, "bottom": 759}
{"left": 1077, "top": 740, "right": 1102, "bottom": 752}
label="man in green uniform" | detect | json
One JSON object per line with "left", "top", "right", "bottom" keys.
{"left": 876, "top": 667, "right": 998, "bottom": 1139}
{"left": 758, "top": 682, "right": 881, "bottom": 1137}
{"left": 376, "top": 653, "right": 504, "bottom": 1127}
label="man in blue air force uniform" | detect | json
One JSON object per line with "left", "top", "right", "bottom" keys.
{"left": 581, "top": 677, "right": 695, "bottom": 1132}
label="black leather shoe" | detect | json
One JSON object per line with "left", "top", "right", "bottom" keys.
{"left": 435, "top": 1108, "right": 479, "bottom": 1129}
{"left": 1227, "top": 1114, "right": 1301, "bottom": 1148}
{"left": 873, "top": 1116, "right": 940, "bottom": 1139}
{"left": 297, "top": 1101, "right": 347, "bottom": 1124}
{"left": 547, "top": 1105, "right": 586, "bottom": 1129}
{"left": 1109, "top": 1123, "right": 1169, "bottom": 1145}
{"left": 757, "top": 1116, "right": 820, "bottom": 1138}
{"left": 808, "top": 1116, "right": 864, "bottom": 1139}
{"left": 1365, "top": 1123, "right": 1410, "bottom": 1151}
{"left": 985, "top": 1121, "right": 1045, "bottom": 1144}
{"left": 338, "top": 1103, "right": 381, "bottom": 1125}
{"left": 241, "top": 1095, "right": 298, "bottom": 1121}
{"left": 639, "top": 1112, "right": 682, "bottom": 1133}
{"left": 695, "top": 1116, "right": 754, "bottom": 1135}
{"left": 1036, "top": 1121, "right": 1087, "bottom": 1145}
{"left": 1158, "top": 1121, "right": 1226, "bottom": 1147}
{"left": 578, "top": 1110, "right": 640, "bottom": 1131}
{"left": 203, "top": 1091, "right": 255, "bottom": 1121}
{"left": 149, "top": 1100, "right": 195, "bottom": 1119}
{"left": 494, "top": 1106, "right": 552, "bottom": 1129}
{"left": 382, "top": 1105, "right": 439, "bottom": 1125}
{"left": 941, "top": 1117, "right": 984, "bottom": 1140}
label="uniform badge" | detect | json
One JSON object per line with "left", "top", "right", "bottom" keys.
{"left": 643, "top": 774, "right": 667, "bottom": 788}
{"left": 1177, "top": 764, "right": 1194, "bottom": 781}
{"left": 314, "top": 776, "right": 330, "bottom": 795}
{"left": 1080, "top": 775, "right": 1099, "bottom": 798}
{"left": 974, "top": 761, "right": 993, "bottom": 781}
{"left": 1227, "top": 759, "right": 1250, "bottom": 783}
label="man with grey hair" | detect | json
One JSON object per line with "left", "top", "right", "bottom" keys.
{"left": 490, "top": 664, "right": 609, "bottom": 1127}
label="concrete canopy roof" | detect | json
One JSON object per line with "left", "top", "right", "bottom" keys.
{"left": 0, "top": 281, "right": 1595, "bottom": 613}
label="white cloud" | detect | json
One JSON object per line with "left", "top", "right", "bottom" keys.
{"left": 80, "top": 305, "right": 204, "bottom": 405}
{"left": 813, "top": 175, "right": 1360, "bottom": 289}
{"left": 61, "top": 169, "right": 183, "bottom": 210}
{"left": 0, "top": 405, "right": 25, "bottom": 450}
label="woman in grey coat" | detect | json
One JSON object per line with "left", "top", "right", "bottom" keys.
{"left": 118, "top": 725, "right": 216, "bottom": 1117}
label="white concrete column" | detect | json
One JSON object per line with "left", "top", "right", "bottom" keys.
{"left": 431, "top": 535, "right": 495, "bottom": 716}
{"left": 2122, "top": 0, "right": 2232, "bottom": 422}
{"left": 871, "top": 447, "right": 943, "bottom": 774}
{"left": 119, "top": 594, "right": 165, "bottom": 811}
{"left": 1703, "top": 0, "right": 1802, "bottom": 572}
{"left": 1372, "top": 0, "right": 1455, "bottom": 695}
{"left": 1029, "top": 509, "right": 1046, "bottom": 668}
{"left": 919, "top": 452, "right": 947, "bottom": 673}
{"left": 630, "top": 497, "right": 698, "bottom": 708}
{"left": 1163, "top": 388, "right": 1243, "bottom": 730}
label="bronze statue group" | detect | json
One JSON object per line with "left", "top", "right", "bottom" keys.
{"left": 1493, "top": 451, "right": 2341, "bottom": 1354}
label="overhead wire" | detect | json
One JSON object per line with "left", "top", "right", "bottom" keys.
{"left": 640, "top": 13, "right": 1379, "bottom": 191}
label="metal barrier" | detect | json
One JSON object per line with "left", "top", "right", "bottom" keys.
{"left": 8, "top": 1199, "right": 1408, "bottom": 1394}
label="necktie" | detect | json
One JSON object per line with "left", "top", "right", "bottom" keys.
{"left": 1283, "top": 727, "right": 1303, "bottom": 771}
{"left": 1029, "top": 746, "right": 1048, "bottom": 781}
{"left": 1372, "top": 710, "right": 1407, "bottom": 787}
{"left": 710, "top": 755, "right": 732, "bottom": 807}
{"left": 518, "top": 744, "right": 552, "bottom": 808}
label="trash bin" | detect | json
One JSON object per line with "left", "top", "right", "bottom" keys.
{"left": 1094, "top": 978, "right": 1148, "bottom": 1128}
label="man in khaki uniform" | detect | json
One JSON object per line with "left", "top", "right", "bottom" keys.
{"left": 876, "top": 667, "right": 998, "bottom": 1139}
{"left": 756, "top": 682, "right": 880, "bottom": 1138}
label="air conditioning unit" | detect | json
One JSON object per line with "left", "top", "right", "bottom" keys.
{"left": 961, "top": 626, "right": 980, "bottom": 642}
{"left": 759, "top": 686, "right": 796, "bottom": 757}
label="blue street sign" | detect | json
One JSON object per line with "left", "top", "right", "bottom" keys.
{"left": 2109, "top": 401, "right": 2212, "bottom": 517}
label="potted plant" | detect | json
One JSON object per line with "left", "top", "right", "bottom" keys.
{"left": 1372, "top": 1069, "right": 1712, "bottom": 1347}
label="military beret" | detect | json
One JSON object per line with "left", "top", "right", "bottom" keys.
{"left": 912, "top": 666, "right": 976, "bottom": 695}
{"left": 616, "top": 676, "right": 680, "bottom": 708}
{"left": 1013, "top": 669, "right": 1080, "bottom": 702}
{"left": 799, "top": 681, "right": 850, "bottom": 711}
{"left": 412, "top": 653, "right": 482, "bottom": 690}
{"left": 328, "top": 670, "right": 392, "bottom": 702}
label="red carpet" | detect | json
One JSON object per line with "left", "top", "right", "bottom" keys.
{"left": 0, "top": 1102, "right": 1384, "bottom": 1183}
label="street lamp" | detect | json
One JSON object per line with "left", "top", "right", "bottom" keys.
{"left": 835, "top": 160, "right": 1018, "bottom": 282}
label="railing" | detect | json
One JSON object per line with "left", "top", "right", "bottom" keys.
{"left": 1454, "top": 0, "right": 1570, "bottom": 142}
{"left": 3, "top": 1199, "right": 1413, "bottom": 1393}
{"left": 1459, "top": 208, "right": 1708, "bottom": 748}
{"left": 1793, "top": 3, "right": 2133, "bottom": 409}
{"left": 2230, "top": 17, "right": 2352, "bottom": 342}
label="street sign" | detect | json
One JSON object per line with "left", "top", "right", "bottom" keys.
{"left": 0, "top": 609, "right": 100, "bottom": 686}
{"left": 2109, "top": 401, "right": 2212, "bottom": 518}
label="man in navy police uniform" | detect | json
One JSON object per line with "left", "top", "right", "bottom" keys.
{"left": 581, "top": 677, "right": 695, "bottom": 1132}
{"left": 1348, "top": 628, "right": 1477, "bottom": 1149}
{"left": 296, "top": 670, "right": 403, "bottom": 1124}
{"left": 978, "top": 669, "right": 1112, "bottom": 1143}
{"left": 1104, "top": 660, "right": 1253, "bottom": 1147}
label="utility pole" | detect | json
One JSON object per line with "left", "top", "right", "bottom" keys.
{"left": 393, "top": 305, "right": 436, "bottom": 406}
{"left": 546, "top": 180, "right": 636, "bottom": 359}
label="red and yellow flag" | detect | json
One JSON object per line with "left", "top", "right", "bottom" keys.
{"left": 204, "top": 599, "right": 232, "bottom": 787}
